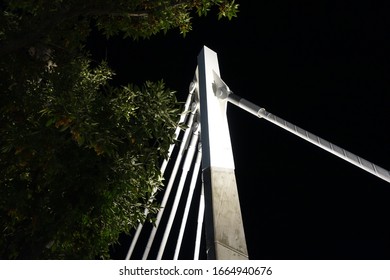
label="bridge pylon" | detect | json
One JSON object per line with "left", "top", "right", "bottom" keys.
{"left": 196, "top": 46, "right": 249, "bottom": 260}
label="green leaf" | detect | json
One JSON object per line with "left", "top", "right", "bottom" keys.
{"left": 45, "top": 118, "right": 55, "bottom": 127}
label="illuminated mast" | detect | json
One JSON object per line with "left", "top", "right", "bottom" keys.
{"left": 197, "top": 46, "right": 249, "bottom": 260}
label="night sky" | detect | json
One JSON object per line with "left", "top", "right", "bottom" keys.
{"left": 89, "top": 1, "right": 390, "bottom": 260}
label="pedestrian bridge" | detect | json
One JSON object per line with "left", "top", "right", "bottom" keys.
{"left": 124, "top": 46, "right": 390, "bottom": 260}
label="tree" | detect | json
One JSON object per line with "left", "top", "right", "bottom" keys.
{"left": 0, "top": 0, "right": 239, "bottom": 56}
{"left": 0, "top": 59, "right": 180, "bottom": 259}
{"left": 0, "top": 0, "right": 239, "bottom": 259}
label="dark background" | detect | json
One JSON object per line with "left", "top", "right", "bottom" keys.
{"left": 89, "top": 1, "right": 390, "bottom": 259}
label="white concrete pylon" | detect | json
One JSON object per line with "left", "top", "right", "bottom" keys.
{"left": 197, "top": 46, "right": 249, "bottom": 260}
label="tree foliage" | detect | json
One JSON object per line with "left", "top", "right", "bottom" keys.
{"left": 0, "top": 0, "right": 239, "bottom": 56}
{"left": 0, "top": 0, "right": 239, "bottom": 259}
{"left": 0, "top": 58, "right": 179, "bottom": 259}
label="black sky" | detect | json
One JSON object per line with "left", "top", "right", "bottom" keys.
{"left": 89, "top": 1, "right": 390, "bottom": 259}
